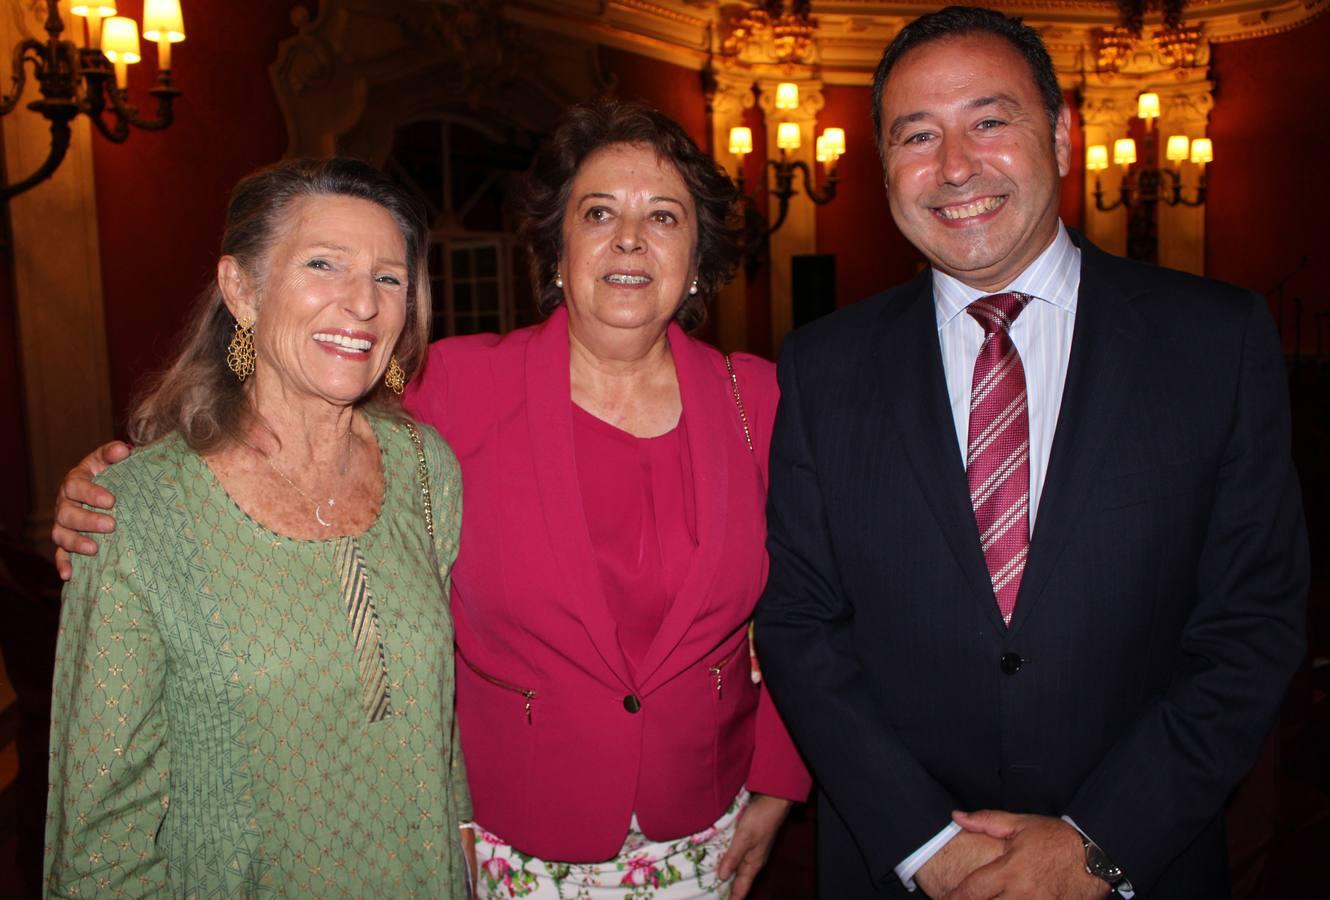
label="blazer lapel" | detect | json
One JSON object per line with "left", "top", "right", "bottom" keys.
{"left": 1008, "top": 234, "right": 1144, "bottom": 634}
{"left": 524, "top": 306, "right": 635, "bottom": 689}
{"left": 873, "top": 273, "right": 1005, "bottom": 630}
{"left": 636, "top": 327, "right": 730, "bottom": 693}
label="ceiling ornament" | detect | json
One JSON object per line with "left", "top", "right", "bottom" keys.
{"left": 720, "top": 1, "right": 817, "bottom": 65}
{"left": 1092, "top": 0, "right": 1205, "bottom": 77}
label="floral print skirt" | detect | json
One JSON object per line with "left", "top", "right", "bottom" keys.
{"left": 471, "top": 789, "right": 749, "bottom": 899}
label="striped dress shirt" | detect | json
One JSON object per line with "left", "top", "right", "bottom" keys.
{"left": 934, "top": 221, "right": 1081, "bottom": 532}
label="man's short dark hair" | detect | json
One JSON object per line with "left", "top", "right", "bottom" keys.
{"left": 870, "top": 5, "right": 1064, "bottom": 159}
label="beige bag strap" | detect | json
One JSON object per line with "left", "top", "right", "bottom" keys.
{"left": 724, "top": 353, "right": 754, "bottom": 453}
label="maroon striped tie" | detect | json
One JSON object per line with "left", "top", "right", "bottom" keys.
{"left": 966, "top": 292, "right": 1032, "bottom": 626}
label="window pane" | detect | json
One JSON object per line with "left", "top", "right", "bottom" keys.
{"left": 454, "top": 283, "right": 473, "bottom": 313}
{"left": 476, "top": 246, "right": 498, "bottom": 278}
{"left": 452, "top": 248, "right": 472, "bottom": 279}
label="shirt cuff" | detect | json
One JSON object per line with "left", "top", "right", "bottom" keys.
{"left": 1061, "top": 815, "right": 1134, "bottom": 898}
{"left": 895, "top": 822, "right": 963, "bottom": 891}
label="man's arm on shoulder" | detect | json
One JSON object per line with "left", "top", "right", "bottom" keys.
{"left": 1062, "top": 291, "right": 1307, "bottom": 888}
{"left": 755, "top": 329, "right": 962, "bottom": 887}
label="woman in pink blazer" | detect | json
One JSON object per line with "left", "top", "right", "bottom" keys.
{"left": 409, "top": 101, "right": 809, "bottom": 898}
{"left": 53, "top": 101, "right": 809, "bottom": 898}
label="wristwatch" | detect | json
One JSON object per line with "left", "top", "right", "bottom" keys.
{"left": 1082, "top": 836, "right": 1127, "bottom": 890}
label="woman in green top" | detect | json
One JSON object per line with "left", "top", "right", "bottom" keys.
{"left": 45, "top": 159, "right": 472, "bottom": 897}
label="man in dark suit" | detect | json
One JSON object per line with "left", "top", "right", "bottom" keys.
{"left": 755, "top": 6, "right": 1308, "bottom": 899}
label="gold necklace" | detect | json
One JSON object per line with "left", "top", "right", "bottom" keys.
{"left": 260, "top": 433, "right": 354, "bottom": 527}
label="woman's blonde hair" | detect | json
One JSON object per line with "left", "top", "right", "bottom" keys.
{"left": 128, "top": 158, "right": 432, "bottom": 450}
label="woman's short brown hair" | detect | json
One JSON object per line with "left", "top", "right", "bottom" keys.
{"left": 128, "top": 158, "right": 431, "bottom": 450}
{"left": 518, "top": 99, "right": 742, "bottom": 331}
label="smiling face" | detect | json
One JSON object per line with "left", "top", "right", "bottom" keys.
{"left": 879, "top": 33, "right": 1070, "bottom": 292}
{"left": 222, "top": 194, "right": 409, "bottom": 410}
{"left": 559, "top": 142, "right": 698, "bottom": 341}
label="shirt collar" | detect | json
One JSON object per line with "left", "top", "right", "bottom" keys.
{"left": 933, "top": 221, "right": 1081, "bottom": 330}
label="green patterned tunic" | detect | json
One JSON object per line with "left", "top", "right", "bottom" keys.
{"left": 45, "top": 416, "right": 471, "bottom": 898}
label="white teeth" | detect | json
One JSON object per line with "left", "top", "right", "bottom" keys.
{"left": 605, "top": 274, "right": 651, "bottom": 285}
{"left": 313, "top": 333, "right": 372, "bottom": 352}
{"left": 937, "top": 196, "right": 1005, "bottom": 220}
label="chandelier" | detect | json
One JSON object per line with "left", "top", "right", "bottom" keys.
{"left": 1095, "top": 0, "right": 1202, "bottom": 75}
{"left": 1153, "top": 23, "right": 1202, "bottom": 70}
{"left": 722, "top": 1, "right": 816, "bottom": 65}
{"left": 0, "top": 0, "right": 185, "bottom": 201}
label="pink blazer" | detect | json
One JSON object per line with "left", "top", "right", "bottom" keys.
{"left": 406, "top": 307, "right": 810, "bottom": 861}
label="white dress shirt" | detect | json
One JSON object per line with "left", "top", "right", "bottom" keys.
{"left": 935, "top": 221, "right": 1080, "bottom": 533}
{"left": 896, "top": 223, "right": 1101, "bottom": 891}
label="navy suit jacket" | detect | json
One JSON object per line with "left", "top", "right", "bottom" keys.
{"left": 756, "top": 232, "right": 1308, "bottom": 898}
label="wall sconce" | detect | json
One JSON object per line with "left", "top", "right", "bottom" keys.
{"left": 1087, "top": 92, "right": 1210, "bottom": 261}
{"left": 1087, "top": 92, "right": 1210, "bottom": 212}
{"left": 0, "top": 0, "right": 185, "bottom": 200}
{"left": 727, "top": 117, "right": 844, "bottom": 244}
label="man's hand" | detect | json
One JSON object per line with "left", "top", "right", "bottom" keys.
{"left": 51, "top": 440, "right": 132, "bottom": 579}
{"left": 914, "top": 830, "right": 1007, "bottom": 898}
{"left": 944, "top": 811, "right": 1110, "bottom": 900}
{"left": 717, "top": 793, "right": 793, "bottom": 900}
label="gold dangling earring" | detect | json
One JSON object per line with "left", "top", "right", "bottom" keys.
{"left": 384, "top": 356, "right": 406, "bottom": 395}
{"left": 227, "top": 317, "right": 255, "bottom": 381}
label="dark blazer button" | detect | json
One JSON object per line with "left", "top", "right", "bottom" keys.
{"left": 623, "top": 694, "right": 642, "bottom": 713}
{"left": 1000, "top": 652, "right": 1023, "bottom": 675}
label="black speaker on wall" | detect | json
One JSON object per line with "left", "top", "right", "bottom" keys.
{"left": 792, "top": 254, "right": 836, "bottom": 328}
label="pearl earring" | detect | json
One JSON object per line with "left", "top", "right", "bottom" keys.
{"left": 689, "top": 280, "right": 699, "bottom": 296}
{"left": 555, "top": 273, "right": 563, "bottom": 289}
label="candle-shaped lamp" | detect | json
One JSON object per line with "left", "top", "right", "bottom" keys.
{"left": 71, "top": 2, "right": 117, "bottom": 47}
{"left": 776, "top": 122, "right": 801, "bottom": 152}
{"left": 143, "top": 0, "right": 185, "bottom": 71}
{"left": 729, "top": 126, "right": 753, "bottom": 158}
{"left": 101, "top": 15, "right": 140, "bottom": 89}
{"left": 1137, "top": 92, "right": 1160, "bottom": 131}
{"left": 1086, "top": 145, "right": 1109, "bottom": 171}
{"left": 817, "top": 127, "right": 846, "bottom": 166}
{"left": 1113, "top": 138, "right": 1136, "bottom": 167}
{"left": 775, "top": 82, "right": 799, "bottom": 111}
{"left": 1189, "top": 137, "right": 1213, "bottom": 168}
{"left": 1165, "top": 134, "right": 1190, "bottom": 167}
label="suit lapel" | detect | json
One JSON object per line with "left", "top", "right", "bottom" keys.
{"left": 636, "top": 327, "right": 730, "bottom": 693}
{"left": 524, "top": 307, "right": 635, "bottom": 689}
{"left": 873, "top": 273, "right": 1006, "bottom": 630}
{"left": 1008, "top": 235, "right": 1143, "bottom": 634}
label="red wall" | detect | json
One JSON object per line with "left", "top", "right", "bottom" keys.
{"left": 601, "top": 48, "right": 708, "bottom": 146}
{"left": 1207, "top": 12, "right": 1330, "bottom": 349}
{"left": 91, "top": 0, "right": 294, "bottom": 426}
